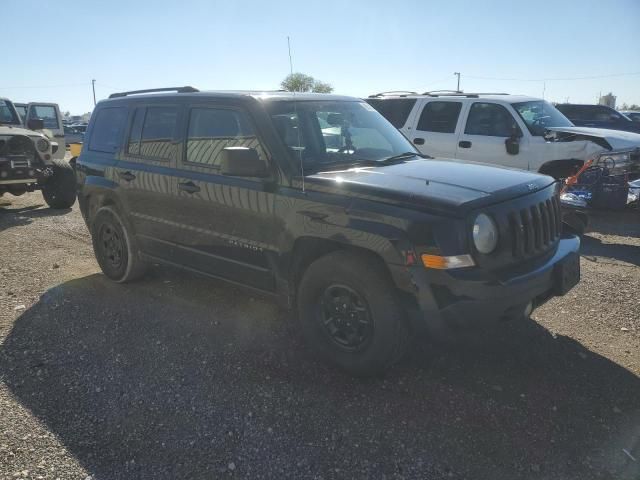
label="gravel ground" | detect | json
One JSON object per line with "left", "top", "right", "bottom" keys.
{"left": 0, "top": 192, "right": 638, "bottom": 480}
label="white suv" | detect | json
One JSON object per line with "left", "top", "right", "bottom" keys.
{"left": 366, "top": 91, "right": 640, "bottom": 179}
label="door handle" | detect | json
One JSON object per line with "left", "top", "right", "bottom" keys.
{"left": 178, "top": 181, "right": 201, "bottom": 194}
{"left": 413, "top": 137, "right": 425, "bottom": 145}
{"left": 118, "top": 171, "right": 136, "bottom": 182}
{"left": 458, "top": 141, "right": 472, "bottom": 148}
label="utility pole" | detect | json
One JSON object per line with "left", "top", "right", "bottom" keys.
{"left": 454, "top": 72, "right": 461, "bottom": 92}
{"left": 92, "top": 79, "right": 96, "bottom": 106}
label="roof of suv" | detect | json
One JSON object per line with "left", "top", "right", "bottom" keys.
{"left": 367, "top": 92, "right": 541, "bottom": 103}
{"left": 102, "top": 87, "right": 359, "bottom": 104}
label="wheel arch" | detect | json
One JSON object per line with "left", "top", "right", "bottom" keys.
{"left": 538, "top": 159, "right": 584, "bottom": 178}
{"left": 282, "top": 236, "right": 414, "bottom": 308}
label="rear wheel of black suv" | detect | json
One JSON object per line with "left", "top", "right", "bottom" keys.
{"left": 91, "top": 206, "right": 148, "bottom": 283}
{"left": 297, "top": 251, "right": 409, "bottom": 376}
{"left": 42, "top": 159, "right": 76, "bottom": 209}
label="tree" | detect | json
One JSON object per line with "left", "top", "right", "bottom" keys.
{"left": 281, "top": 73, "right": 334, "bottom": 93}
{"left": 312, "top": 80, "right": 333, "bottom": 94}
{"left": 620, "top": 102, "right": 640, "bottom": 111}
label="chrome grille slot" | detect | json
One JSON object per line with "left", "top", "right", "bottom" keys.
{"left": 10, "top": 158, "right": 31, "bottom": 169}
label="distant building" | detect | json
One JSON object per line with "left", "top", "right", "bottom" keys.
{"left": 599, "top": 92, "right": 616, "bottom": 108}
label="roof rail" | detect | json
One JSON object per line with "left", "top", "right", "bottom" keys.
{"left": 422, "top": 90, "right": 509, "bottom": 97}
{"left": 108, "top": 86, "right": 199, "bottom": 99}
{"left": 368, "top": 91, "right": 418, "bottom": 98}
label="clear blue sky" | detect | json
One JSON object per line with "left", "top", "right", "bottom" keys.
{"left": 3, "top": 0, "right": 639, "bottom": 114}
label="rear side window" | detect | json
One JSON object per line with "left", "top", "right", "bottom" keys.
{"left": 141, "top": 106, "right": 178, "bottom": 159}
{"left": 416, "top": 101, "right": 462, "bottom": 133}
{"left": 127, "top": 108, "right": 145, "bottom": 155}
{"left": 465, "top": 102, "right": 520, "bottom": 137}
{"left": 365, "top": 98, "right": 416, "bottom": 128}
{"left": 556, "top": 105, "right": 580, "bottom": 120}
{"left": 89, "top": 107, "right": 127, "bottom": 153}
{"left": 185, "top": 108, "right": 266, "bottom": 169}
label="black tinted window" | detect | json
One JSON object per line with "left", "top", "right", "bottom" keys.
{"left": 465, "top": 103, "right": 519, "bottom": 137}
{"left": 556, "top": 105, "right": 580, "bottom": 120}
{"left": 590, "top": 107, "right": 623, "bottom": 122}
{"left": 89, "top": 107, "right": 127, "bottom": 153}
{"left": 365, "top": 98, "right": 416, "bottom": 128}
{"left": 417, "top": 101, "right": 462, "bottom": 133}
{"left": 186, "top": 108, "right": 265, "bottom": 169}
{"left": 127, "top": 108, "right": 145, "bottom": 155}
{"left": 140, "top": 106, "right": 178, "bottom": 159}
{"left": 28, "top": 105, "right": 59, "bottom": 129}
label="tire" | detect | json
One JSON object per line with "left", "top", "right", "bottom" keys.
{"left": 297, "top": 251, "right": 409, "bottom": 376}
{"left": 91, "top": 206, "right": 148, "bottom": 283}
{"left": 42, "top": 159, "right": 76, "bottom": 209}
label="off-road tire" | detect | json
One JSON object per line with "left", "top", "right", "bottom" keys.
{"left": 297, "top": 251, "right": 409, "bottom": 376}
{"left": 42, "top": 159, "right": 76, "bottom": 209}
{"left": 91, "top": 206, "right": 148, "bottom": 283}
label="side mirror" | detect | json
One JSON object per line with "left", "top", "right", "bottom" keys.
{"left": 27, "top": 118, "right": 44, "bottom": 130}
{"left": 221, "top": 147, "right": 269, "bottom": 177}
{"left": 505, "top": 135, "right": 520, "bottom": 155}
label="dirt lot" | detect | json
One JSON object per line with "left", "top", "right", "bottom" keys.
{"left": 0, "top": 192, "right": 638, "bottom": 480}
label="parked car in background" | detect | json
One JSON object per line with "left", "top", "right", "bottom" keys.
{"left": 555, "top": 103, "right": 640, "bottom": 134}
{"left": 76, "top": 87, "right": 580, "bottom": 375}
{"left": 0, "top": 97, "right": 76, "bottom": 208}
{"left": 620, "top": 110, "right": 640, "bottom": 123}
{"left": 70, "top": 123, "right": 88, "bottom": 133}
{"left": 366, "top": 92, "right": 640, "bottom": 179}
{"left": 63, "top": 125, "right": 84, "bottom": 144}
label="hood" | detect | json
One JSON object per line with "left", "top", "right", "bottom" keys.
{"left": 546, "top": 126, "right": 640, "bottom": 151}
{"left": 0, "top": 124, "right": 46, "bottom": 139}
{"left": 305, "top": 158, "right": 556, "bottom": 215}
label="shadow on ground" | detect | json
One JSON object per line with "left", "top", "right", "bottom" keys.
{"left": 586, "top": 209, "right": 640, "bottom": 238}
{"left": 0, "top": 202, "right": 72, "bottom": 232}
{"left": 1, "top": 269, "right": 639, "bottom": 480}
{"left": 580, "top": 234, "right": 640, "bottom": 267}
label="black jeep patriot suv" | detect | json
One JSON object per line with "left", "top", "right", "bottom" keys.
{"left": 76, "top": 87, "right": 580, "bottom": 375}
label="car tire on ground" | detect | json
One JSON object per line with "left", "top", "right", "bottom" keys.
{"left": 91, "top": 206, "right": 148, "bottom": 283}
{"left": 42, "top": 158, "right": 76, "bottom": 209}
{"left": 297, "top": 250, "right": 409, "bottom": 376}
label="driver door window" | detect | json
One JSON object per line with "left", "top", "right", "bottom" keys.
{"left": 465, "top": 103, "right": 520, "bottom": 137}
{"left": 456, "top": 102, "right": 524, "bottom": 168}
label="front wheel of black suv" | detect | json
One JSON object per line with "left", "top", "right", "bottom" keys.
{"left": 297, "top": 251, "right": 409, "bottom": 376}
{"left": 42, "top": 159, "right": 76, "bottom": 209}
{"left": 91, "top": 206, "right": 148, "bottom": 283}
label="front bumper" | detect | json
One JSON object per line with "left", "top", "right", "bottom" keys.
{"left": 402, "top": 235, "right": 580, "bottom": 335}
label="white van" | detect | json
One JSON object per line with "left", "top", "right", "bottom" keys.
{"left": 366, "top": 92, "right": 640, "bottom": 179}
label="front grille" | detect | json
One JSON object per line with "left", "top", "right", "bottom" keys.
{"left": 508, "top": 195, "right": 561, "bottom": 258}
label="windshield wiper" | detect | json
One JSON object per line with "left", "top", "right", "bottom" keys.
{"left": 380, "top": 151, "right": 428, "bottom": 163}
{"left": 308, "top": 159, "right": 380, "bottom": 172}
{"left": 307, "top": 152, "right": 428, "bottom": 174}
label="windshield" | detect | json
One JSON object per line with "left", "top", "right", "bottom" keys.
{"left": 0, "top": 100, "right": 21, "bottom": 125}
{"left": 512, "top": 100, "right": 574, "bottom": 136}
{"left": 266, "top": 100, "right": 418, "bottom": 172}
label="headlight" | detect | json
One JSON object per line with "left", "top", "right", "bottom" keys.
{"left": 473, "top": 213, "right": 498, "bottom": 254}
{"left": 597, "top": 150, "right": 637, "bottom": 174}
{"left": 36, "top": 138, "right": 49, "bottom": 152}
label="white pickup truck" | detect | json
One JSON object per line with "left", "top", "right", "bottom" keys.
{"left": 366, "top": 92, "right": 640, "bottom": 179}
